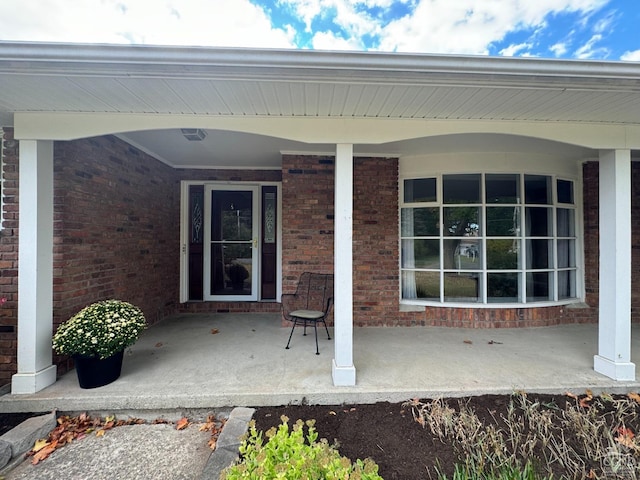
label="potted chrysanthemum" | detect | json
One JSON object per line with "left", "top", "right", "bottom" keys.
{"left": 52, "top": 299, "right": 146, "bottom": 389}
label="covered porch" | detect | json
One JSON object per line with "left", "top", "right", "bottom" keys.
{"left": 1, "top": 313, "right": 639, "bottom": 413}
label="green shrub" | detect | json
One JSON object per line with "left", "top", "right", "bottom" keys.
{"left": 220, "top": 415, "right": 383, "bottom": 480}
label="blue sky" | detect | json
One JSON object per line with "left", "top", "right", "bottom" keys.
{"left": 0, "top": 0, "right": 638, "bottom": 60}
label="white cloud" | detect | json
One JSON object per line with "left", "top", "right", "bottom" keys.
{"left": 0, "top": 0, "right": 621, "bottom": 60}
{"left": 311, "top": 31, "right": 363, "bottom": 51}
{"left": 574, "top": 33, "right": 609, "bottom": 59}
{"left": 377, "top": 0, "right": 610, "bottom": 54}
{"left": 549, "top": 42, "right": 569, "bottom": 57}
{"left": 0, "top": 0, "right": 296, "bottom": 48}
{"left": 621, "top": 49, "right": 640, "bottom": 62}
{"left": 281, "top": 0, "right": 384, "bottom": 39}
{"left": 499, "top": 42, "right": 533, "bottom": 57}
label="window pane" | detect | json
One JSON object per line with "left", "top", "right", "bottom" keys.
{"left": 525, "top": 207, "right": 551, "bottom": 236}
{"left": 404, "top": 178, "right": 436, "bottom": 203}
{"left": 444, "top": 207, "right": 480, "bottom": 236}
{"left": 443, "top": 174, "right": 481, "bottom": 204}
{"left": 557, "top": 240, "right": 576, "bottom": 268}
{"left": 557, "top": 179, "right": 574, "bottom": 204}
{"left": 402, "top": 270, "right": 439, "bottom": 300}
{"left": 486, "top": 174, "right": 520, "bottom": 203}
{"left": 212, "top": 191, "right": 253, "bottom": 241}
{"left": 401, "top": 208, "right": 440, "bottom": 237}
{"left": 487, "top": 239, "right": 519, "bottom": 269}
{"left": 557, "top": 209, "right": 575, "bottom": 237}
{"left": 444, "top": 273, "right": 479, "bottom": 302}
{"left": 444, "top": 239, "right": 482, "bottom": 270}
{"left": 558, "top": 270, "right": 576, "bottom": 299}
{"left": 527, "top": 239, "right": 552, "bottom": 269}
{"left": 486, "top": 207, "right": 520, "bottom": 236}
{"left": 525, "top": 175, "right": 551, "bottom": 204}
{"left": 402, "top": 239, "right": 440, "bottom": 268}
{"left": 488, "top": 273, "right": 519, "bottom": 303}
{"left": 526, "top": 272, "right": 552, "bottom": 302}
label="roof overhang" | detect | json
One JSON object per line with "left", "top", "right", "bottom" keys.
{"left": 1, "top": 41, "right": 639, "bottom": 167}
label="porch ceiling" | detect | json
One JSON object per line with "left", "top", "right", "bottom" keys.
{"left": 1, "top": 42, "right": 639, "bottom": 167}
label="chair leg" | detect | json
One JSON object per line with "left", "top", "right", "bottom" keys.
{"left": 285, "top": 318, "right": 298, "bottom": 349}
{"left": 314, "top": 321, "right": 320, "bottom": 355}
{"left": 321, "top": 319, "right": 331, "bottom": 340}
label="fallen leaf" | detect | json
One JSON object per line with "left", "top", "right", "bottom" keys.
{"left": 155, "top": 342, "right": 163, "bottom": 348}
{"left": 211, "top": 328, "right": 219, "bottom": 334}
{"left": 31, "top": 444, "right": 56, "bottom": 465}
{"left": 25, "top": 413, "right": 158, "bottom": 464}
{"left": 176, "top": 417, "right": 189, "bottom": 430}
{"left": 579, "top": 397, "right": 592, "bottom": 408}
{"left": 628, "top": 392, "right": 640, "bottom": 403}
{"left": 208, "top": 438, "right": 217, "bottom": 450}
{"left": 463, "top": 340, "right": 473, "bottom": 344}
{"left": 565, "top": 391, "right": 578, "bottom": 400}
{"left": 329, "top": 411, "right": 336, "bottom": 415}
{"left": 616, "top": 426, "right": 636, "bottom": 449}
{"left": 32, "top": 438, "right": 50, "bottom": 453}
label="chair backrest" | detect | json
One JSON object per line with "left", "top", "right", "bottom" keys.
{"left": 295, "top": 272, "right": 334, "bottom": 313}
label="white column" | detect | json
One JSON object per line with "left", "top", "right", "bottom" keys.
{"left": 332, "top": 144, "right": 356, "bottom": 386}
{"left": 11, "top": 140, "right": 57, "bottom": 394}
{"left": 593, "top": 149, "right": 635, "bottom": 381}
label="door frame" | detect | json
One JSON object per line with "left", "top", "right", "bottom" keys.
{"left": 179, "top": 180, "right": 282, "bottom": 303}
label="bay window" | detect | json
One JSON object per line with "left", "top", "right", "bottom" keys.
{"left": 401, "top": 173, "right": 578, "bottom": 305}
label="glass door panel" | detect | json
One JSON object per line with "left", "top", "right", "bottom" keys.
{"left": 205, "top": 186, "right": 259, "bottom": 300}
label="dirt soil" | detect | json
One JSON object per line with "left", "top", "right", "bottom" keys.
{"left": 252, "top": 393, "right": 637, "bottom": 480}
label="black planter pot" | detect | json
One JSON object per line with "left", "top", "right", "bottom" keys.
{"left": 73, "top": 350, "right": 124, "bottom": 389}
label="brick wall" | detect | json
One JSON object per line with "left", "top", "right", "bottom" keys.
{"left": 583, "top": 162, "right": 600, "bottom": 313}
{"left": 0, "top": 129, "right": 18, "bottom": 384}
{"left": 352, "top": 157, "right": 400, "bottom": 325}
{"left": 281, "top": 154, "right": 401, "bottom": 325}
{"left": 281, "top": 154, "right": 611, "bottom": 328}
{"left": 52, "top": 135, "right": 181, "bottom": 372}
{"left": 632, "top": 161, "right": 640, "bottom": 322}
{"left": 281, "top": 155, "right": 335, "bottom": 293}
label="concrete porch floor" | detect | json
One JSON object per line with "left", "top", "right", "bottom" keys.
{"left": 1, "top": 313, "right": 640, "bottom": 414}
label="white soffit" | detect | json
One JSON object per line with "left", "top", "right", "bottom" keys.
{"left": 1, "top": 42, "right": 640, "bottom": 125}
{"left": 1, "top": 42, "right": 639, "bottom": 167}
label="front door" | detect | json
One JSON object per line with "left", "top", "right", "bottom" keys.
{"left": 204, "top": 185, "right": 259, "bottom": 301}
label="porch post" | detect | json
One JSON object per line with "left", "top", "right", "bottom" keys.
{"left": 593, "top": 149, "right": 635, "bottom": 381}
{"left": 11, "top": 140, "right": 57, "bottom": 394}
{"left": 332, "top": 143, "right": 356, "bottom": 386}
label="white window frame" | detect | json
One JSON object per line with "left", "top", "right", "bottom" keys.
{"left": 400, "top": 171, "right": 584, "bottom": 308}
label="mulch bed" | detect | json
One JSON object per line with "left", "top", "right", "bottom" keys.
{"left": 0, "top": 412, "right": 41, "bottom": 436}
{"left": 252, "top": 393, "right": 638, "bottom": 479}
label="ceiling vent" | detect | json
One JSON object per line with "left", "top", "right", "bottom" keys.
{"left": 181, "top": 128, "right": 207, "bottom": 141}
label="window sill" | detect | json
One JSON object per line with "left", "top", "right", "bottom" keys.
{"left": 400, "top": 299, "right": 585, "bottom": 309}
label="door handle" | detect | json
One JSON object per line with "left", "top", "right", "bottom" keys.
{"left": 253, "top": 238, "right": 258, "bottom": 248}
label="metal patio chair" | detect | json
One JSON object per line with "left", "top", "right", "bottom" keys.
{"left": 283, "top": 272, "right": 333, "bottom": 355}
